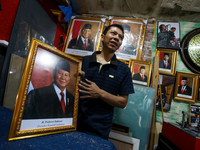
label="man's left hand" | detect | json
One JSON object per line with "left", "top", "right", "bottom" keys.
{"left": 78, "top": 79, "right": 103, "bottom": 99}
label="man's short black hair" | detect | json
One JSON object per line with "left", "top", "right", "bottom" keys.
{"left": 159, "top": 24, "right": 165, "bottom": 32}
{"left": 103, "top": 24, "right": 124, "bottom": 36}
{"left": 164, "top": 53, "right": 169, "bottom": 56}
{"left": 53, "top": 59, "right": 70, "bottom": 78}
{"left": 171, "top": 27, "right": 176, "bottom": 30}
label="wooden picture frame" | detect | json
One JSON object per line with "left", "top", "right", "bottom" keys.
{"left": 157, "top": 48, "right": 177, "bottom": 76}
{"left": 128, "top": 59, "right": 151, "bottom": 87}
{"left": 8, "top": 38, "right": 81, "bottom": 141}
{"left": 173, "top": 71, "right": 199, "bottom": 103}
{"left": 157, "top": 21, "right": 180, "bottom": 50}
{"left": 63, "top": 16, "right": 104, "bottom": 57}
{"left": 109, "top": 17, "right": 146, "bottom": 60}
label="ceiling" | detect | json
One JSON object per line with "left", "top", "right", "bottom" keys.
{"left": 69, "top": 0, "right": 200, "bottom": 22}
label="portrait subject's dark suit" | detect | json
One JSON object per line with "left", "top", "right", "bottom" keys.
{"left": 132, "top": 73, "right": 147, "bottom": 82}
{"left": 23, "top": 84, "right": 74, "bottom": 119}
{"left": 178, "top": 85, "right": 192, "bottom": 96}
{"left": 159, "top": 60, "right": 171, "bottom": 69}
{"left": 68, "top": 36, "right": 94, "bottom": 51}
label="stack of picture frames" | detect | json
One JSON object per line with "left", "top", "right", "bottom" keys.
{"left": 156, "top": 21, "right": 200, "bottom": 112}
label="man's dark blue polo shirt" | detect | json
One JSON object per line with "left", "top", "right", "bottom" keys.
{"left": 78, "top": 51, "right": 134, "bottom": 139}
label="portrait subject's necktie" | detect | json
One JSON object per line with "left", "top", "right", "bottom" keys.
{"left": 181, "top": 86, "right": 184, "bottom": 94}
{"left": 84, "top": 39, "right": 87, "bottom": 50}
{"left": 142, "top": 74, "right": 144, "bottom": 81}
{"left": 165, "top": 61, "right": 167, "bottom": 68}
{"left": 60, "top": 92, "right": 65, "bottom": 113}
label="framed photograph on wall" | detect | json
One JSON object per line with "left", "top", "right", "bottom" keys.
{"left": 174, "top": 71, "right": 199, "bottom": 103}
{"left": 157, "top": 22, "right": 180, "bottom": 49}
{"left": 63, "top": 16, "right": 104, "bottom": 57}
{"left": 156, "top": 74, "right": 175, "bottom": 111}
{"left": 129, "top": 59, "right": 151, "bottom": 87}
{"left": 157, "top": 48, "right": 177, "bottom": 76}
{"left": 109, "top": 17, "right": 146, "bottom": 60}
{"left": 189, "top": 104, "right": 200, "bottom": 127}
{"left": 8, "top": 38, "right": 81, "bottom": 141}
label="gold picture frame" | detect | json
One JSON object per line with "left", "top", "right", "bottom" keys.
{"left": 63, "top": 16, "right": 105, "bottom": 57}
{"left": 128, "top": 59, "right": 152, "bottom": 87}
{"left": 173, "top": 71, "right": 199, "bottom": 103}
{"left": 50, "top": 9, "right": 63, "bottom": 23}
{"left": 109, "top": 17, "right": 146, "bottom": 61}
{"left": 157, "top": 48, "right": 177, "bottom": 76}
{"left": 8, "top": 38, "right": 81, "bottom": 141}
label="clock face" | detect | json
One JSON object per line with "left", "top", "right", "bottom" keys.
{"left": 181, "top": 28, "right": 200, "bottom": 74}
{"left": 188, "top": 33, "right": 200, "bottom": 67}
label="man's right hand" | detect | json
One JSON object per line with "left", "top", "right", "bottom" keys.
{"left": 79, "top": 71, "right": 85, "bottom": 78}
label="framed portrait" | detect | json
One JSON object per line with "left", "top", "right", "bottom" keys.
{"left": 50, "top": 9, "right": 63, "bottom": 22}
{"left": 180, "top": 28, "right": 200, "bottom": 74}
{"left": 157, "top": 48, "right": 177, "bottom": 76}
{"left": 157, "top": 22, "right": 180, "bottom": 50}
{"left": 189, "top": 104, "right": 200, "bottom": 127}
{"left": 63, "top": 16, "right": 104, "bottom": 57}
{"left": 156, "top": 74, "right": 175, "bottom": 111}
{"left": 8, "top": 38, "right": 81, "bottom": 141}
{"left": 173, "top": 71, "right": 199, "bottom": 103}
{"left": 109, "top": 17, "right": 146, "bottom": 60}
{"left": 128, "top": 59, "right": 151, "bottom": 87}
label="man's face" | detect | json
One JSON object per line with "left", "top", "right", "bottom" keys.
{"left": 82, "top": 28, "right": 92, "bottom": 39}
{"left": 140, "top": 69, "right": 145, "bottom": 74}
{"left": 181, "top": 80, "right": 187, "bottom": 86}
{"left": 162, "top": 25, "right": 166, "bottom": 32}
{"left": 171, "top": 29, "right": 176, "bottom": 33}
{"left": 55, "top": 69, "right": 70, "bottom": 91}
{"left": 101, "top": 27, "right": 123, "bottom": 52}
{"left": 164, "top": 55, "right": 169, "bottom": 60}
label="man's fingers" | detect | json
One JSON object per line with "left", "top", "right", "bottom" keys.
{"left": 79, "top": 81, "right": 91, "bottom": 88}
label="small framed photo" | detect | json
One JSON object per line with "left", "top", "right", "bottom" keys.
{"left": 63, "top": 16, "right": 104, "bottom": 56}
{"left": 129, "top": 59, "right": 152, "bottom": 87}
{"left": 158, "top": 48, "right": 177, "bottom": 76}
{"left": 174, "top": 71, "right": 199, "bottom": 103}
{"left": 157, "top": 22, "right": 180, "bottom": 49}
{"left": 8, "top": 38, "right": 81, "bottom": 141}
{"left": 189, "top": 104, "right": 200, "bottom": 127}
{"left": 156, "top": 74, "right": 175, "bottom": 111}
{"left": 109, "top": 17, "right": 146, "bottom": 60}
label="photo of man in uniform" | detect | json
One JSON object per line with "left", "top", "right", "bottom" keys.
{"left": 117, "top": 24, "right": 136, "bottom": 55}
{"left": 23, "top": 59, "right": 74, "bottom": 119}
{"left": 68, "top": 23, "right": 94, "bottom": 51}
{"left": 132, "top": 66, "right": 147, "bottom": 82}
{"left": 178, "top": 77, "right": 192, "bottom": 96}
{"left": 159, "top": 53, "right": 171, "bottom": 69}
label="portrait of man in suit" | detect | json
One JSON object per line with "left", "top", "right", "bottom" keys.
{"left": 159, "top": 53, "right": 171, "bottom": 69}
{"left": 132, "top": 66, "right": 147, "bottom": 82}
{"left": 117, "top": 24, "right": 136, "bottom": 55}
{"left": 68, "top": 23, "right": 94, "bottom": 51}
{"left": 178, "top": 77, "right": 192, "bottom": 96}
{"left": 23, "top": 59, "right": 74, "bottom": 119}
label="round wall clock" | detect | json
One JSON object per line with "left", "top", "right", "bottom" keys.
{"left": 181, "top": 28, "right": 200, "bottom": 74}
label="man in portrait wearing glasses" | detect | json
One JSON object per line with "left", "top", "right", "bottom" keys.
{"left": 23, "top": 59, "right": 74, "bottom": 119}
{"left": 68, "top": 23, "right": 94, "bottom": 51}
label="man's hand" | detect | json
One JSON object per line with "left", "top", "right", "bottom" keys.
{"left": 78, "top": 71, "right": 85, "bottom": 78}
{"left": 78, "top": 79, "right": 103, "bottom": 99}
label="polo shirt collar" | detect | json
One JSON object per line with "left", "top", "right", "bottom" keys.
{"left": 89, "top": 51, "right": 118, "bottom": 66}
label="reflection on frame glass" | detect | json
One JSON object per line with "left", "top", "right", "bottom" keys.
{"left": 156, "top": 74, "right": 175, "bottom": 111}
{"left": 158, "top": 48, "right": 177, "bottom": 76}
{"left": 157, "top": 21, "right": 180, "bottom": 50}
{"left": 128, "top": 59, "right": 151, "bottom": 87}
{"left": 63, "top": 16, "right": 104, "bottom": 57}
{"left": 174, "top": 71, "right": 199, "bottom": 103}
{"left": 8, "top": 38, "right": 81, "bottom": 141}
{"left": 109, "top": 17, "right": 146, "bottom": 60}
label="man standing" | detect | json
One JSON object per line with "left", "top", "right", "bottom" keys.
{"left": 159, "top": 53, "right": 171, "bottom": 69}
{"left": 157, "top": 24, "right": 172, "bottom": 48}
{"left": 117, "top": 24, "right": 136, "bottom": 55}
{"left": 178, "top": 77, "right": 192, "bottom": 96}
{"left": 78, "top": 24, "right": 134, "bottom": 139}
{"left": 68, "top": 23, "right": 94, "bottom": 51}
{"left": 132, "top": 66, "right": 147, "bottom": 82}
{"left": 23, "top": 59, "right": 74, "bottom": 119}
